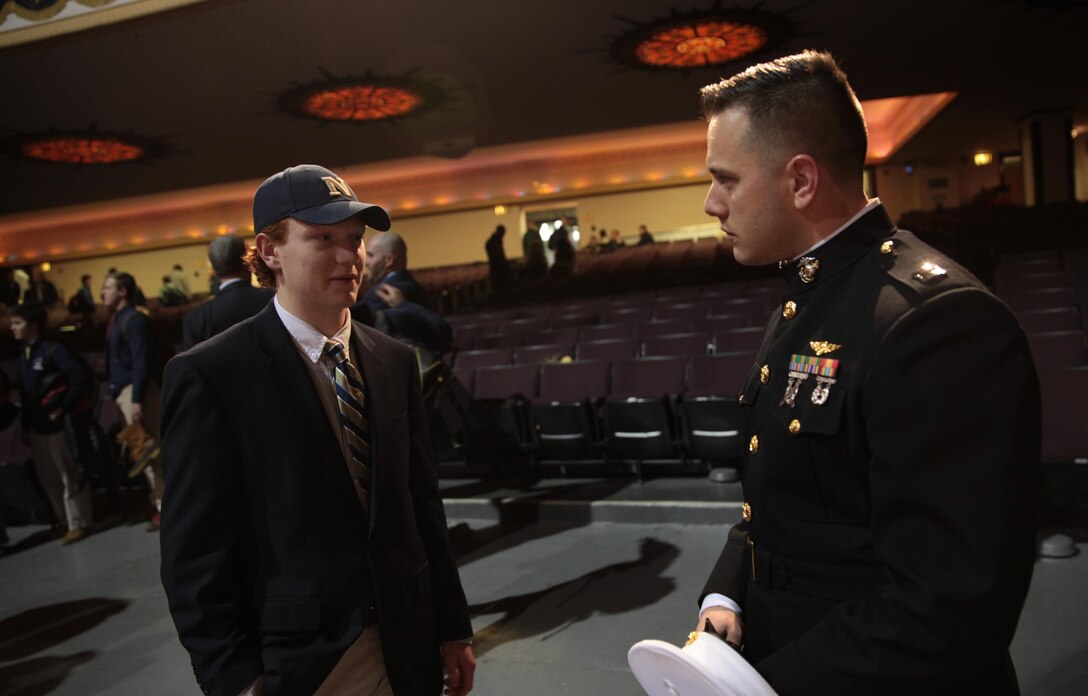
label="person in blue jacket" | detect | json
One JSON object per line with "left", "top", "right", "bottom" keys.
{"left": 10, "top": 303, "right": 93, "bottom": 544}
{"left": 103, "top": 271, "right": 164, "bottom": 530}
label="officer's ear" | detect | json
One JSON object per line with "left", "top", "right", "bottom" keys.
{"left": 787, "top": 154, "right": 818, "bottom": 210}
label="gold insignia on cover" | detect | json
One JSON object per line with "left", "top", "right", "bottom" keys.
{"left": 809, "top": 341, "right": 841, "bottom": 356}
{"left": 798, "top": 257, "right": 820, "bottom": 283}
{"left": 685, "top": 631, "right": 699, "bottom": 647}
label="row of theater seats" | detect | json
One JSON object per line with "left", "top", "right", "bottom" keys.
{"left": 451, "top": 353, "right": 752, "bottom": 475}
{"left": 415, "top": 236, "right": 770, "bottom": 315}
{"left": 993, "top": 248, "right": 1088, "bottom": 465}
{"left": 447, "top": 278, "right": 782, "bottom": 351}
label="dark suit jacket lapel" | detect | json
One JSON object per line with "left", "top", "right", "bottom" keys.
{"left": 351, "top": 323, "right": 388, "bottom": 533}
{"left": 253, "top": 304, "right": 359, "bottom": 512}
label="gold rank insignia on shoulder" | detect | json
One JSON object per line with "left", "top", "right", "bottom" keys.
{"left": 809, "top": 341, "right": 841, "bottom": 356}
{"left": 798, "top": 257, "right": 820, "bottom": 283}
{"left": 913, "top": 261, "right": 947, "bottom": 284}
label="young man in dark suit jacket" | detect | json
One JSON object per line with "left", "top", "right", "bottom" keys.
{"left": 181, "top": 234, "right": 273, "bottom": 350}
{"left": 160, "top": 164, "right": 475, "bottom": 696}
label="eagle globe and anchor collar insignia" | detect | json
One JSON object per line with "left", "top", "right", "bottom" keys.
{"left": 780, "top": 256, "right": 821, "bottom": 284}
{"left": 781, "top": 342, "right": 841, "bottom": 407}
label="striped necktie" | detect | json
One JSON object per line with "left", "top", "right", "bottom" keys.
{"left": 325, "top": 340, "right": 372, "bottom": 512}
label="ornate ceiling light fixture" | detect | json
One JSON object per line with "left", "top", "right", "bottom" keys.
{"left": 1, "top": 127, "right": 166, "bottom": 165}
{"left": 609, "top": 2, "right": 799, "bottom": 71}
{"left": 279, "top": 69, "right": 445, "bottom": 122}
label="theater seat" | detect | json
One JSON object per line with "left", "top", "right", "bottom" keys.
{"left": 603, "top": 357, "right": 687, "bottom": 473}
{"left": 529, "top": 360, "right": 610, "bottom": 461}
{"left": 681, "top": 353, "right": 754, "bottom": 465}
{"left": 470, "top": 364, "right": 540, "bottom": 470}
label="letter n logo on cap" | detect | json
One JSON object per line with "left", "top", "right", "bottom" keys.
{"left": 321, "top": 176, "right": 356, "bottom": 199}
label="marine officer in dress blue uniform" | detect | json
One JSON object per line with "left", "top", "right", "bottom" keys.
{"left": 694, "top": 51, "right": 1039, "bottom": 695}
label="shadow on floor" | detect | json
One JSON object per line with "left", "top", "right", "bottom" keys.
{"left": 0, "top": 597, "right": 129, "bottom": 661}
{"left": 467, "top": 537, "right": 679, "bottom": 657}
{"left": 449, "top": 478, "right": 633, "bottom": 565}
{"left": 0, "top": 652, "right": 96, "bottom": 696}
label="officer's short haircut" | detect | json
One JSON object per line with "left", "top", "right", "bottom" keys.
{"left": 9, "top": 302, "right": 47, "bottom": 332}
{"left": 700, "top": 50, "right": 868, "bottom": 186}
{"left": 208, "top": 234, "right": 248, "bottom": 278}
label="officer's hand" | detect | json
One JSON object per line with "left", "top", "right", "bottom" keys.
{"left": 130, "top": 402, "right": 143, "bottom": 423}
{"left": 441, "top": 641, "right": 476, "bottom": 696}
{"left": 697, "top": 607, "right": 743, "bottom": 650}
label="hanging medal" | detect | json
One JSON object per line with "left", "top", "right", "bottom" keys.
{"left": 783, "top": 353, "right": 840, "bottom": 407}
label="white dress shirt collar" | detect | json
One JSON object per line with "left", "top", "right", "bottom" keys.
{"left": 273, "top": 295, "right": 352, "bottom": 364}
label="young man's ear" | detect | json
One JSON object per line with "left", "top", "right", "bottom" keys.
{"left": 787, "top": 154, "right": 819, "bottom": 210}
{"left": 255, "top": 233, "right": 282, "bottom": 272}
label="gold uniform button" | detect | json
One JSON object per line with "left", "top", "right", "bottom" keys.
{"left": 748, "top": 435, "right": 759, "bottom": 454}
{"left": 782, "top": 301, "right": 797, "bottom": 320}
{"left": 760, "top": 364, "right": 770, "bottom": 384}
{"left": 788, "top": 419, "right": 801, "bottom": 434}
{"left": 880, "top": 240, "right": 895, "bottom": 255}
{"left": 741, "top": 502, "right": 752, "bottom": 522}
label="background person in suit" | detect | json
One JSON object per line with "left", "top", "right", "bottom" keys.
{"left": 355, "top": 231, "right": 452, "bottom": 354}
{"left": 160, "top": 164, "right": 474, "bottom": 696}
{"left": 181, "top": 234, "right": 273, "bottom": 351}
{"left": 694, "top": 52, "right": 1038, "bottom": 695}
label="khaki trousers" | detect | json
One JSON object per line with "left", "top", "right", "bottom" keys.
{"left": 115, "top": 383, "right": 164, "bottom": 510}
{"left": 312, "top": 626, "right": 394, "bottom": 696}
{"left": 29, "top": 429, "right": 93, "bottom": 530}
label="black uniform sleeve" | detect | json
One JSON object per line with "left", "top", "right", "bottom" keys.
{"left": 757, "top": 288, "right": 1040, "bottom": 694}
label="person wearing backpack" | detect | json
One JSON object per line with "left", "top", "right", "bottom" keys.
{"left": 10, "top": 303, "right": 93, "bottom": 544}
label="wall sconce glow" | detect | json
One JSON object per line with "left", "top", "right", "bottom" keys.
{"left": 973, "top": 152, "right": 994, "bottom": 166}
{"left": 494, "top": 205, "right": 507, "bottom": 216}
{"left": 40, "top": 262, "right": 52, "bottom": 272}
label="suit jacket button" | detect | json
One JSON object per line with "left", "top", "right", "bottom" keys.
{"left": 788, "top": 418, "right": 801, "bottom": 434}
{"left": 742, "top": 502, "right": 752, "bottom": 522}
{"left": 782, "top": 301, "right": 797, "bottom": 320}
{"left": 748, "top": 435, "right": 759, "bottom": 454}
{"left": 760, "top": 364, "right": 770, "bottom": 384}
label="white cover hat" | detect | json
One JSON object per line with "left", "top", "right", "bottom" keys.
{"left": 628, "top": 631, "right": 778, "bottom": 696}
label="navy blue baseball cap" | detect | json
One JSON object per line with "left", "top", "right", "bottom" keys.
{"left": 253, "top": 164, "right": 391, "bottom": 234}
